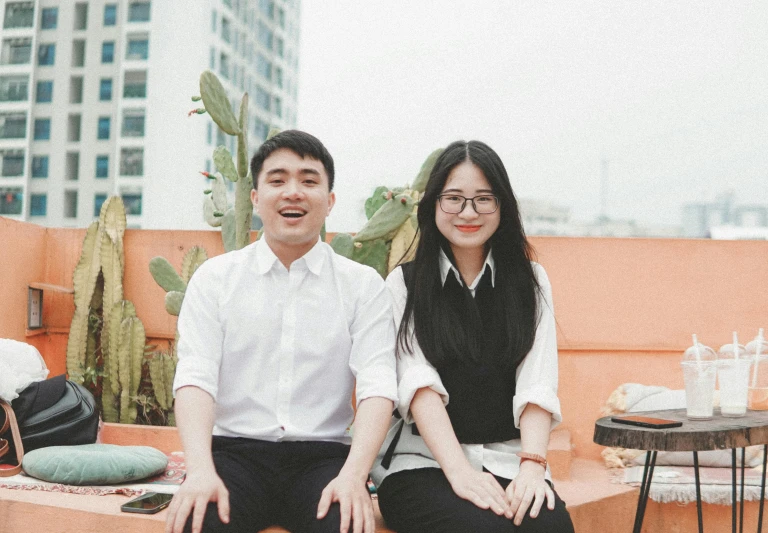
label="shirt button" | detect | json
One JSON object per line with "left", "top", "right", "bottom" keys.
{"left": 280, "top": 425, "right": 286, "bottom": 431}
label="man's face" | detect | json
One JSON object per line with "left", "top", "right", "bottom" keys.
{"left": 251, "top": 148, "right": 335, "bottom": 252}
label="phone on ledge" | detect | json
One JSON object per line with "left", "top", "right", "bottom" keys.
{"left": 611, "top": 415, "right": 683, "bottom": 429}
{"left": 120, "top": 492, "right": 174, "bottom": 514}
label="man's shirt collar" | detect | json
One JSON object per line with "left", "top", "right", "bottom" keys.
{"left": 255, "top": 237, "right": 326, "bottom": 275}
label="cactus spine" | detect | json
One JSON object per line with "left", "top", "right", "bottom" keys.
{"left": 66, "top": 197, "right": 147, "bottom": 424}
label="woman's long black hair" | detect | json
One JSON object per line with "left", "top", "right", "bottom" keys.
{"left": 396, "top": 140, "right": 540, "bottom": 371}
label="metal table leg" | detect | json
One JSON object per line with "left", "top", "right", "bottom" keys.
{"left": 633, "top": 450, "right": 657, "bottom": 533}
{"left": 733, "top": 448, "right": 738, "bottom": 533}
{"left": 694, "top": 451, "right": 704, "bottom": 533}
{"left": 759, "top": 444, "right": 767, "bottom": 533}
{"left": 741, "top": 447, "right": 746, "bottom": 533}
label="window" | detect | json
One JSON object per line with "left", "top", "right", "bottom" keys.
{"left": 3, "top": 2, "right": 33, "bottom": 29}
{"left": 277, "top": 7, "right": 285, "bottom": 28}
{"left": 274, "top": 66, "right": 283, "bottom": 89}
{"left": 128, "top": 2, "right": 151, "bottom": 22}
{"left": 211, "top": 10, "right": 217, "bottom": 32}
{"left": 254, "top": 117, "right": 269, "bottom": 141}
{"left": 258, "top": 22, "right": 272, "bottom": 50}
{"left": 1, "top": 150, "right": 24, "bottom": 177}
{"left": 257, "top": 54, "right": 271, "bottom": 81}
{"left": 36, "top": 81, "right": 53, "bottom": 103}
{"left": 0, "top": 75, "right": 28, "bottom": 101}
{"left": 221, "top": 17, "right": 231, "bottom": 43}
{"left": 40, "top": 7, "right": 58, "bottom": 29}
{"left": 0, "top": 187, "right": 23, "bottom": 215}
{"left": 67, "top": 114, "right": 81, "bottom": 142}
{"left": 274, "top": 96, "right": 282, "bottom": 118}
{"left": 97, "top": 117, "right": 110, "bottom": 140}
{"left": 64, "top": 190, "right": 78, "bottom": 218}
{"left": 99, "top": 78, "right": 113, "bottom": 101}
{"left": 120, "top": 148, "right": 143, "bottom": 176}
{"left": 1, "top": 38, "right": 32, "bottom": 65}
{"left": 69, "top": 76, "right": 83, "bottom": 103}
{"left": 74, "top": 3, "right": 88, "bottom": 30}
{"left": 104, "top": 4, "right": 117, "bottom": 26}
{"left": 255, "top": 87, "right": 270, "bottom": 111}
{"left": 122, "top": 109, "right": 145, "bottom": 137}
{"left": 66, "top": 152, "right": 79, "bottom": 180}
{"left": 0, "top": 113, "right": 26, "bottom": 139}
{"left": 30, "top": 194, "right": 46, "bottom": 216}
{"left": 96, "top": 155, "right": 109, "bottom": 178}
{"left": 34, "top": 118, "right": 51, "bottom": 141}
{"left": 209, "top": 46, "right": 216, "bottom": 69}
{"left": 94, "top": 193, "right": 107, "bottom": 216}
{"left": 126, "top": 36, "right": 149, "bottom": 60}
{"left": 38, "top": 44, "right": 56, "bottom": 66}
{"left": 32, "top": 155, "right": 48, "bottom": 178}
{"left": 274, "top": 37, "right": 283, "bottom": 58}
{"left": 259, "top": 0, "right": 273, "bottom": 19}
{"left": 122, "top": 192, "right": 142, "bottom": 215}
{"left": 219, "top": 52, "right": 230, "bottom": 79}
{"left": 123, "top": 71, "right": 146, "bottom": 98}
{"left": 206, "top": 122, "right": 212, "bottom": 144}
{"left": 72, "top": 40, "right": 85, "bottom": 67}
{"left": 102, "top": 41, "right": 115, "bottom": 63}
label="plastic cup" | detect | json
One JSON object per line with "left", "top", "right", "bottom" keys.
{"left": 748, "top": 334, "right": 768, "bottom": 410}
{"left": 717, "top": 359, "right": 752, "bottom": 417}
{"left": 681, "top": 361, "right": 717, "bottom": 420}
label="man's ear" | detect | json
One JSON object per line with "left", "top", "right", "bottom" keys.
{"left": 251, "top": 188, "right": 258, "bottom": 212}
{"left": 327, "top": 191, "right": 336, "bottom": 215}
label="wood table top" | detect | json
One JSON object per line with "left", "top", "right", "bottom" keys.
{"left": 594, "top": 408, "right": 768, "bottom": 451}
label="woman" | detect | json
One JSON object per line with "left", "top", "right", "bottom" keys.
{"left": 371, "top": 141, "right": 574, "bottom": 532}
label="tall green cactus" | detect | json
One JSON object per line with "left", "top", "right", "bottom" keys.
{"left": 330, "top": 148, "right": 442, "bottom": 277}
{"left": 66, "top": 197, "right": 147, "bottom": 424}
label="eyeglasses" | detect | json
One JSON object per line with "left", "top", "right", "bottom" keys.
{"left": 438, "top": 194, "right": 499, "bottom": 214}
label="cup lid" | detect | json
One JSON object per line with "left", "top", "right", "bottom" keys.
{"left": 683, "top": 343, "right": 716, "bottom": 362}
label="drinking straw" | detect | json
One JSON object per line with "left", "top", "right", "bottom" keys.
{"left": 692, "top": 334, "right": 702, "bottom": 366}
{"left": 734, "top": 331, "right": 740, "bottom": 361}
{"left": 751, "top": 328, "right": 765, "bottom": 388}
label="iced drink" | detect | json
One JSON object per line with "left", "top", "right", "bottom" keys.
{"left": 717, "top": 359, "right": 752, "bottom": 417}
{"left": 681, "top": 361, "right": 716, "bottom": 420}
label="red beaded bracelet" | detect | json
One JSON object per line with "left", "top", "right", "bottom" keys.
{"left": 517, "top": 452, "right": 547, "bottom": 468}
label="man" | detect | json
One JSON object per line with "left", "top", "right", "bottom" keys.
{"left": 165, "top": 130, "right": 398, "bottom": 533}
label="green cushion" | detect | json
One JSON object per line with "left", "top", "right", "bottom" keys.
{"left": 22, "top": 444, "right": 168, "bottom": 485}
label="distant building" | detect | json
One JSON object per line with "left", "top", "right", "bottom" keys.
{"left": 520, "top": 198, "right": 681, "bottom": 238}
{"left": 682, "top": 191, "right": 768, "bottom": 239}
{"left": 0, "top": 0, "right": 299, "bottom": 229}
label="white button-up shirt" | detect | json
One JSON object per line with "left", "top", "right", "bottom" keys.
{"left": 371, "top": 250, "right": 561, "bottom": 484}
{"left": 173, "top": 239, "right": 398, "bottom": 444}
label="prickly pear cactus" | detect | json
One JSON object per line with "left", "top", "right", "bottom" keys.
{"left": 149, "top": 246, "right": 208, "bottom": 317}
{"left": 332, "top": 148, "right": 442, "bottom": 277}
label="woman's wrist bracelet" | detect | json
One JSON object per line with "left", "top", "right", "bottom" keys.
{"left": 517, "top": 452, "right": 547, "bottom": 468}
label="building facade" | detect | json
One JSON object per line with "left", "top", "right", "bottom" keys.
{"left": 0, "top": 0, "right": 299, "bottom": 229}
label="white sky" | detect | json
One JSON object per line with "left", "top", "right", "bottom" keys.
{"left": 296, "top": 1, "right": 768, "bottom": 232}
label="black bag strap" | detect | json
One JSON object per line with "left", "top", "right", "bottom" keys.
{"left": 380, "top": 419, "right": 404, "bottom": 470}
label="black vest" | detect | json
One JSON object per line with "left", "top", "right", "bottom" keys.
{"left": 402, "top": 262, "right": 521, "bottom": 444}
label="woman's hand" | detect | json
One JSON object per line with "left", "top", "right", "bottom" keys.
{"left": 505, "top": 461, "right": 554, "bottom": 525}
{"left": 445, "top": 465, "right": 509, "bottom": 516}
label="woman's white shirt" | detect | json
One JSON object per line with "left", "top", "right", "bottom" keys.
{"left": 370, "top": 251, "right": 561, "bottom": 485}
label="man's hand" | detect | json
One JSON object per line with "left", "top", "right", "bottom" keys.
{"left": 316, "top": 470, "right": 374, "bottom": 533}
{"left": 165, "top": 468, "right": 230, "bottom": 533}
{"left": 446, "top": 465, "right": 509, "bottom": 516}
{"left": 504, "top": 461, "right": 554, "bottom": 526}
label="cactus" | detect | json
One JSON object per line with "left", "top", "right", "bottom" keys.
{"left": 149, "top": 351, "right": 177, "bottom": 412}
{"left": 149, "top": 246, "right": 209, "bottom": 317}
{"left": 66, "top": 197, "right": 148, "bottom": 424}
{"left": 194, "top": 70, "right": 276, "bottom": 253}
{"left": 332, "top": 149, "right": 442, "bottom": 277}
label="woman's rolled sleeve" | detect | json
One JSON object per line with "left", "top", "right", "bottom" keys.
{"left": 512, "top": 263, "right": 562, "bottom": 430}
{"left": 172, "top": 261, "right": 224, "bottom": 401}
{"left": 397, "top": 361, "right": 449, "bottom": 423}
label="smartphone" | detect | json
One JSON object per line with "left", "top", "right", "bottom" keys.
{"left": 611, "top": 415, "right": 683, "bottom": 429}
{"left": 120, "top": 492, "right": 174, "bottom": 514}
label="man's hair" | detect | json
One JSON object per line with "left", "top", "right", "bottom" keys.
{"left": 250, "top": 130, "right": 335, "bottom": 191}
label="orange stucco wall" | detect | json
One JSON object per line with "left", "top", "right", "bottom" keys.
{"left": 2, "top": 217, "right": 767, "bottom": 460}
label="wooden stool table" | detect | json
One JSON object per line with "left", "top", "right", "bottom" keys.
{"left": 594, "top": 408, "right": 768, "bottom": 533}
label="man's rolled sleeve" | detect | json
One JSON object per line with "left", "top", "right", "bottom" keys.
{"left": 349, "top": 269, "right": 398, "bottom": 408}
{"left": 172, "top": 261, "right": 224, "bottom": 401}
{"left": 512, "top": 264, "right": 562, "bottom": 431}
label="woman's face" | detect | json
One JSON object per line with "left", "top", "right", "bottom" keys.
{"left": 435, "top": 161, "right": 500, "bottom": 255}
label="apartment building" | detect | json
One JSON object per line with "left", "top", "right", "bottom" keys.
{"left": 0, "top": 0, "right": 299, "bottom": 229}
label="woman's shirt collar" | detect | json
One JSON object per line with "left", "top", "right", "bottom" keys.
{"left": 438, "top": 248, "right": 496, "bottom": 291}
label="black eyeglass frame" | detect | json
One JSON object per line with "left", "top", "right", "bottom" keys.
{"left": 437, "top": 194, "right": 500, "bottom": 215}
